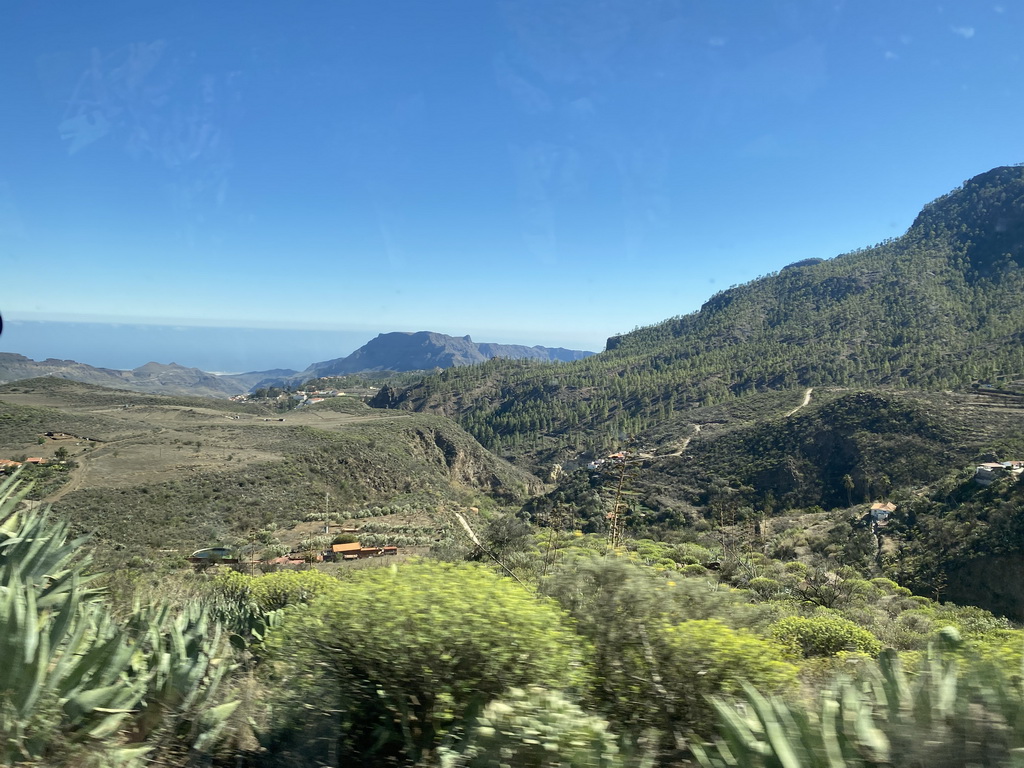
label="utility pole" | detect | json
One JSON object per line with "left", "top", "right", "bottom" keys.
{"left": 607, "top": 456, "right": 628, "bottom": 551}
{"left": 249, "top": 528, "right": 257, "bottom": 577}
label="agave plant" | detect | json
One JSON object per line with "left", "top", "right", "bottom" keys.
{"left": 694, "top": 628, "right": 1024, "bottom": 768}
{"left": 0, "top": 472, "right": 149, "bottom": 764}
{"left": 126, "top": 601, "right": 239, "bottom": 755}
{"left": 0, "top": 471, "right": 99, "bottom": 607}
{"left": 0, "top": 471, "right": 238, "bottom": 765}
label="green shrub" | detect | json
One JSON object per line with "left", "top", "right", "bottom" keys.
{"left": 869, "top": 577, "right": 902, "bottom": 594}
{"left": 540, "top": 556, "right": 771, "bottom": 751}
{"left": 658, "top": 619, "right": 798, "bottom": 736}
{"left": 268, "top": 561, "right": 587, "bottom": 766}
{"left": 871, "top": 610, "right": 935, "bottom": 651}
{"left": 259, "top": 544, "right": 290, "bottom": 560}
{"left": 936, "top": 604, "right": 1014, "bottom": 639}
{"left": 771, "top": 613, "right": 883, "bottom": 657}
{"left": 672, "top": 542, "right": 716, "bottom": 565}
{"left": 680, "top": 563, "right": 708, "bottom": 576}
{"left": 782, "top": 561, "right": 808, "bottom": 576}
{"left": 451, "top": 687, "right": 620, "bottom": 768}
{"left": 296, "top": 534, "right": 331, "bottom": 552}
{"left": 747, "top": 577, "right": 784, "bottom": 600}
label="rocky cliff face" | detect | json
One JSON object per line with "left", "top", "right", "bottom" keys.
{"left": 405, "top": 421, "right": 541, "bottom": 495}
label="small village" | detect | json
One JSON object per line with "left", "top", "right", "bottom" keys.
{"left": 229, "top": 386, "right": 378, "bottom": 406}
{"left": 228, "top": 387, "right": 346, "bottom": 404}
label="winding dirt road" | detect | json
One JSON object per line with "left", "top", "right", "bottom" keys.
{"left": 646, "top": 423, "right": 701, "bottom": 460}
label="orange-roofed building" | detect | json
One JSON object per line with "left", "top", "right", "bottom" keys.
{"left": 330, "top": 542, "right": 361, "bottom": 561}
{"left": 869, "top": 501, "right": 896, "bottom": 524}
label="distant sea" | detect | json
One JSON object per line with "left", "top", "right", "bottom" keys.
{"left": 0, "top": 320, "right": 374, "bottom": 373}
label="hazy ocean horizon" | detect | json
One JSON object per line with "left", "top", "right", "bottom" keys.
{"left": 0, "top": 320, "right": 374, "bottom": 373}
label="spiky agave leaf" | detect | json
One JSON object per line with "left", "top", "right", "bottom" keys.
{"left": 0, "top": 470, "right": 100, "bottom": 610}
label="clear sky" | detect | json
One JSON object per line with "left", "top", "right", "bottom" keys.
{"left": 2, "top": 1, "right": 1023, "bottom": 370}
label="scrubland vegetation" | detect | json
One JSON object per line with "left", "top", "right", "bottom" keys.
{"left": 8, "top": 463, "right": 1024, "bottom": 768}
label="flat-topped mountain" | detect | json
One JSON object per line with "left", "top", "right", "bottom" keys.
{"left": 296, "top": 331, "right": 593, "bottom": 379}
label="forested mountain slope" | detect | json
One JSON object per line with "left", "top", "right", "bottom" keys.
{"left": 523, "top": 387, "right": 1024, "bottom": 537}
{"left": 376, "top": 166, "right": 1024, "bottom": 465}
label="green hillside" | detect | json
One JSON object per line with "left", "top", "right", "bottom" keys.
{"left": 378, "top": 166, "right": 1024, "bottom": 469}
{"left": 8, "top": 169, "right": 1024, "bottom": 766}
{"left": 53, "top": 414, "right": 539, "bottom": 557}
{"left": 0, "top": 379, "right": 540, "bottom": 562}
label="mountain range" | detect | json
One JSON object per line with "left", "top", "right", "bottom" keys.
{"left": 8, "top": 166, "right": 1024, "bottom": 440}
{"left": 0, "top": 354, "right": 251, "bottom": 399}
{"left": 0, "top": 333, "right": 594, "bottom": 398}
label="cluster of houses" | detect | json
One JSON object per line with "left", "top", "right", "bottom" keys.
{"left": 262, "top": 542, "right": 400, "bottom": 565}
{"left": 188, "top": 540, "right": 399, "bottom": 568}
{"left": 230, "top": 388, "right": 347, "bottom": 404}
{"left": 587, "top": 452, "right": 628, "bottom": 471}
{"left": 974, "top": 460, "right": 1024, "bottom": 487}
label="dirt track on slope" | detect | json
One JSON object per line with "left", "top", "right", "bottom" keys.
{"left": 785, "top": 387, "right": 813, "bottom": 417}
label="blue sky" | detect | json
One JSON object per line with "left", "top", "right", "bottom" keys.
{"left": 2, "top": 1, "right": 1023, "bottom": 370}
